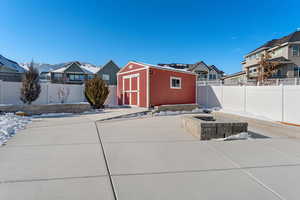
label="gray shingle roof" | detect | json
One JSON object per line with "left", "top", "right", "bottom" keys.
{"left": 249, "top": 30, "right": 300, "bottom": 54}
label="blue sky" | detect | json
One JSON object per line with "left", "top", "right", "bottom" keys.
{"left": 1, "top": 0, "right": 300, "bottom": 74}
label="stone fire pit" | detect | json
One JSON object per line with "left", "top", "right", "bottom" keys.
{"left": 181, "top": 114, "right": 248, "bottom": 140}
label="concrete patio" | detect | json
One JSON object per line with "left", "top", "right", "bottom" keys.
{"left": 1, "top": 109, "right": 300, "bottom": 199}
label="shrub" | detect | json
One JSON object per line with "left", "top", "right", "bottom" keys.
{"left": 84, "top": 76, "right": 109, "bottom": 109}
{"left": 20, "top": 62, "right": 41, "bottom": 104}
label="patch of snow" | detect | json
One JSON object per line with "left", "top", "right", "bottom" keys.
{"left": 0, "top": 104, "right": 13, "bottom": 107}
{"left": 32, "top": 113, "right": 74, "bottom": 118}
{"left": 50, "top": 66, "right": 67, "bottom": 73}
{"left": 154, "top": 108, "right": 203, "bottom": 116}
{"left": 0, "top": 113, "right": 31, "bottom": 146}
{"left": 19, "top": 61, "right": 100, "bottom": 74}
{"left": 214, "top": 132, "right": 250, "bottom": 141}
{"left": 81, "top": 64, "right": 101, "bottom": 74}
{"left": 192, "top": 108, "right": 204, "bottom": 113}
{"left": 46, "top": 102, "right": 90, "bottom": 105}
{"left": 82, "top": 110, "right": 103, "bottom": 114}
{"left": 130, "top": 61, "right": 196, "bottom": 75}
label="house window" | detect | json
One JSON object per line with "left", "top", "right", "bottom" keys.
{"left": 88, "top": 74, "right": 95, "bottom": 79}
{"left": 209, "top": 74, "right": 216, "bottom": 80}
{"left": 69, "top": 74, "right": 84, "bottom": 81}
{"left": 102, "top": 74, "right": 110, "bottom": 80}
{"left": 54, "top": 73, "right": 63, "bottom": 79}
{"left": 170, "top": 77, "right": 181, "bottom": 89}
{"left": 276, "top": 69, "right": 282, "bottom": 77}
{"left": 292, "top": 45, "right": 300, "bottom": 56}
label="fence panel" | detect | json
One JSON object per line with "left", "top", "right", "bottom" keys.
{"left": 283, "top": 86, "right": 300, "bottom": 124}
{"left": 222, "top": 86, "right": 245, "bottom": 112}
{"left": 197, "top": 84, "right": 300, "bottom": 124}
{"left": 105, "top": 86, "right": 117, "bottom": 106}
{"left": 245, "top": 86, "right": 283, "bottom": 121}
{"left": 2, "top": 82, "right": 23, "bottom": 105}
{"left": 0, "top": 81, "right": 117, "bottom": 106}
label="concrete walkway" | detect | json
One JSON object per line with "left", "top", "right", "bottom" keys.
{"left": 0, "top": 108, "right": 146, "bottom": 200}
{"left": 2, "top": 110, "right": 300, "bottom": 199}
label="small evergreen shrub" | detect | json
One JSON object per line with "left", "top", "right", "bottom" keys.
{"left": 20, "top": 62, "right": 41, "bottom": 104}
{"left": 85, "top": 76, "right": 109, "bottom": 109}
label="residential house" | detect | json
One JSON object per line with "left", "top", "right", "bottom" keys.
{"left": 50, "top": 61, "right": 99, "bottom": 84}
{"left": 49, "top": 60, "right": 119, "bottom": 85}
{"left": 221, "top": 71, "right": 247, "bottom": 85}
{"left": 96, "top": 60, "right": 120, "bottom": 85}
{"left": 158, "top": 61, "right": 224, "bottom": 81}
{"left": 0, "top": 54, "right": 25, "bottom": 82}
{"left": 242, "top": 30, "right": 300, "bottom": 80}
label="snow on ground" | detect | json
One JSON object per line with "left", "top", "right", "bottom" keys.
{"left": 32, "top": 113, "right": 74, "bottom": 118}
{"left": 0, "top": 104, "right": 13, "bottom": 107}
{"left": 214, "top": 132, "right": 250, "bottom": 141}
{"left": 153, "top": 108, "right": 204, "bottom": 116}
{"left": 0, "top": 113, "right": 31, "bottom": 146}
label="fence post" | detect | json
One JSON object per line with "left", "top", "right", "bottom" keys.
{"left": 281, "top": 84, "right": 284, "bottom": 122}
{"left": 243, "top": 85, "right": 247, "bottom": 112}
{"left": 0, "top": 80, "right": 2, "bottom": 104}
{"left": 205, "top": 84, "right": 208, "bottom": 108}
{"left": 46, "top": 82, "right": 49, "bottom": 104}
{"left": 295, "top": 78, "right": 298, "bottom": 85}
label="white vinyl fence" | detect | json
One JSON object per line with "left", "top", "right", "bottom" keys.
{"left": 0, "top": 80, "right": 117, "bottom": 106}
{"left": 197, "top": 85, "right": 300, "bottom": 125}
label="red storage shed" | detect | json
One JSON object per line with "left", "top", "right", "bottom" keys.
{"left": 117, "top": 61, "right": 197, "bottom": 108}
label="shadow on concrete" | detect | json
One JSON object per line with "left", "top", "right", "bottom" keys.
{"left": 248, "top": 131, "right": 270, "bottom": 139}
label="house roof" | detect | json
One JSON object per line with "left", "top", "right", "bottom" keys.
{"left": 157, "top": 63, "right": 190, "bottom": 69}
{"left": 0, "top": 54, "right": 25, "bottom": 72}
{"left": 188, "top": 61, "right": 208, "bottom": 71}
{"left": 50, "top": 61, "right": 100, "bottom": 74}
{"left": 81, "top": 64, "right": 101, "bottom": 74}
{"left": 98, "top": 60, "right": 119, "bottom": 72}
{"left": 222, "top": 71, "right": 246, "bottom": 79}
{"left": 208, "top": 65, "right": 224, "bottom": 74}
{"left": 248, "top": 30, "right": 300, "bottom": 55}
{"left": 157, "top": 61, "right": 223, "bottom": 74}
{"left": 268, "top": 56, "right": 291, "bottom": 62}
{"left": 128, "top": 61, "right": 196, "bottom": 75}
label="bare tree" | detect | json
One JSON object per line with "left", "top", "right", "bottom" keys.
{"left": 257, "top": 51, "right": 281, "bottom": 85}
{"left": 20, "top": 61, "right": 41, "bottom": 104}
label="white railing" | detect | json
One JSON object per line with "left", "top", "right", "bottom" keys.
{"left": 199, "top": 78, "right": 300, "bottom": 86}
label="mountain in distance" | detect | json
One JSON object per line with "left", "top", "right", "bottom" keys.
{"left": 19, "top": 61, "right": 100, "bottom": 74}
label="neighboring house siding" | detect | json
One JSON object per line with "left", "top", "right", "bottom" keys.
{"left": 97, "top": 61, "right": 119, "bottom": 85}
{"left": 289, "top": 44, "right": 300, "bottom": 66}
{"left": 65, "top": 63, "right": 84, "bottom": 73}
{"left": 0, "top": 60, "right": 24, "bottom": 82}
{"left": 0, "top": 66, "right": 18, "bottom": 73}
{"left": 242, "top": 31, "right": 300, "bottom": 79}
{"left": 0, "top": 72, "right": 23, "bottom": 82}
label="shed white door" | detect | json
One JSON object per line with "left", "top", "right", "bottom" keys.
{"left": 122, "top": 74, "right": 139, "bottom": 106}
